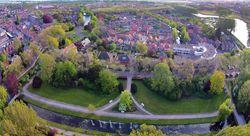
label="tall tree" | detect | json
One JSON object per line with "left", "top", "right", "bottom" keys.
{"left": 39, "top": 53, "right": 56, "bottom": 82}
{"left": 97, "top": 69, "right": 118, "bottom": 94}
{"left": 216, "top": 18, "right": 235, "bottom": 32}
{"left": 130, "top": 124, "right": 165, "bottom": 136}
{"left": 218, "top": 98, "right": 234, "bottom": 121}
{"left": 13, "top": 37, "right": 22, "bottom": 53}
{"left": 151, "top": 62, "right": 174, "bottom": 96}
{"left": 8, "top": 56, "right": 24, "bottom": 75}
{"left": 210, "top": 71, "right": 225, "bottom": 94}
{"left": 216, "top": 123, "right": 250, "bottom": 136}
{"left": 238, "top": 80, "right": 250, "bottom": 112}
{"left": 136, "top": 42, "right": 148, "bottom": 55}
{"left": 51, "top": 61, "right": 77, "bottom": 87}
{"left": 172, "top": 27, "right": 178, "bottom": 41}
{"left": 5, "top": 73, "right": 18, "bottom": 96}
{"left": 119, "top": 90, "right": 132, "bottom": 112}
{"left": 0, "top": 101, "right": 45, "bottom": 136}
{"left": 0, "top": 86, "right": 8, "bottom": 104}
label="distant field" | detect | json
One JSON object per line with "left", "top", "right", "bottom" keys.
{"left": 134, "top": 80, "right": 227, "bottom": 114}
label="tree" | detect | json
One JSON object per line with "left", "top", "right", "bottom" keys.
{"left": 131, "top": 83, "right": 137, "bottom": 94}
{"left": 109, "top": 42, "right": 116, "bottom": 51}
{"left": 216, "top": 7, "right": 232, "bottom": 17}
{"left": 216, "top": 123, "right": 250, "bottom": 136}
{"left": 51, "top": 61, "right": 77, "bottom": 87}
{"left": 42, "top": 14, "right": 53, "bottom": 23}
{"left": 202, "top": 24, "right": 215, "bottom": 39}
{"left": 39, "top": 53, "right": 56, "bottom": 82}
{"left": 47, "top": 36, "right": 59, "bottom": 48}
{"left": 77, "top": 12, "right": 84, "bottom": 25}
{"left": 218, "top": 98, "right": 234, "bottom": 121}
{"left": 118, "top": 82, "right": 124, "bottom": 92}
{"left": 15, "top": 15, "right": 21, "bottom": 25}
{"left": 181, "top": 26, "right": 190, "bottom": 43}
{"left": 119, "top": 90, "right": 132, "bottom": 112}
{"left": 172, "top": 28, "right": 178, "bottom": 41}
{"left": 32, "top": 76, "right": 43, "bottom": 89}
{"left": 88, "top": 104, "right": 95, "bottom": 112}
{"left": 210, "top": 71, "right": 225, "bottom": 94}
{"left": 64, "top": 45, "right": 78, "bottom": 61}
{"left": 5, "top": 73, "right": 19, "bottom": 96}
{"left": 13, "top": 37, "right": 22, "bottom": 53}
{"left": 0, "top": 86, "right": 8, "bottom": 104}
{"left": 0, "top": 101, "right": 45, "bottom": 136}
{"left": 8, "top": 56, "right": 24, "bottom": 75}
{"left": 21, "top": 50, "right": 33, "bottom": 66}
{"left": 151, "top": 63, "right": 174, "bottom": 96}
{"left": 136, "top": 42, "right": 148, "bottom": 55}
{"left": 97, "top": 69, "right": 118, "bottom": 94}
{"left": 130, "top": 124, "right": 165, "bottom": 136}
{"left": 173, "top": 59, "right": 194, "bottom": 80}
{"left": 182, "top": 30, "right": 190, "bottom": 43}
{"left": 216, "top": 18, "right": 235, "bottom": 32}
{"left": 238, "top": 80, "right": 250, "bottom": 111}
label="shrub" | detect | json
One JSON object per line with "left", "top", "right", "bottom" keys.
{"left": 119, "top": 90, "right": 132, "bottom": 112}
{"left": 32, "top": 76, "right": 43, "bottom": 89}
{"left": 131, "top": 83, "right": 137, "bottom": 94}
{"left": 42, "top": 14, "right": 53, "bottom": 23}
{"left": 48, "top": 128, "right": 58, "bottom": 136}
{"left": 118, "top": 82, "right": 124, "bottom": 92}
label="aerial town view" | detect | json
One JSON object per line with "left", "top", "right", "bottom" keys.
{"left": 0, "top": 0, "right": 250, "bottom": 135}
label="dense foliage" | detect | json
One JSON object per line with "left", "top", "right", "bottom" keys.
{"left": 130, "top": 124, "right": 165, "bottom": 136}
{"left": 119, "top": 90, "right": 132, "bottom": 112}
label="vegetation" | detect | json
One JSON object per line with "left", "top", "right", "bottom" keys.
{"left": 51, "top": 61, "right": 77, "bottom": 87}
{"left": 29, "top": 83, "right": 118, "bottom": 107}
{"left": 134, "top": 80, "right": 227, "bottom": 114}
{"left": 210, "top": 71, "right": 225, "bottom": 94}
{"left": 23, "top": 97, "right": 218, "bottom": 125}
{"left": 237, "top": 80, "right": 250, "bottom": 112}
{"left": 0, "top": 101, "right": 46, "bottom": 136}
{"left": 39, "top": 53, "right": 56, "bottom": 82}
{"left": 216, "top": 123, "right": 250, "bottom": 136}
{"left": 136, "top": 42, "right": 148, "bottom": 55}
{"left": 150, "top": 62, "right": 174, "bottom": 98}
{"left": 97, "top": 69, "right": 119, "bottom": 94}
{"left": 119, "top": 90, "right": 133, "bottom": 112}
{"left": 130, "top": 124, "right": 165, "bottom": 136}
{"left": 217, "top": 98, "right": 234, "bottom": 121}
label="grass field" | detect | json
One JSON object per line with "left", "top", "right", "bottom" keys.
{"left": 134, "top": 81, "right": 227, "bottom": 114}
{"left": 29, "top": 83, "right": 119, "bottom": 108}
{"left": 23, "top": 97, "right": 217, "bottom": 125}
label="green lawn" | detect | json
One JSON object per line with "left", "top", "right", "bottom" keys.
{"left": 29, "top": 84, "right": 119, "bottom": 108}
{"left": 134, "top": 81, "right": 227, "bottom": 114}
{"left": 23, "top": 97, "right": 217, "bottom": 125}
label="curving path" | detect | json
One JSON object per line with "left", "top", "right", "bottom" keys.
{"left": 22, "top": 75, "right": 219, "bottom": 120}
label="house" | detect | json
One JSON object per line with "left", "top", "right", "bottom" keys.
{"left": 98, "top": 51, "right": 110, "bottom": 61}
{"left": 0, "top": 28, "right": 13, "bottom": 54}
{"left": 118, "top": 54, "right": 130, "bottom": 65}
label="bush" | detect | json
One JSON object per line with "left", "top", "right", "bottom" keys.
{"left": 118, "top": 82, "right": 124, "bottom": 92}
{"left": 48, "top": 128, "right": 58, "bottom": 136}
{"left": 32, "top": 76, "right": 43, "bottom": 89}
{"left": 131, "top": 83, "right": 137, "bottom": 94}
{"left": 42, "top": 14, "right": 53, "bottom": 23}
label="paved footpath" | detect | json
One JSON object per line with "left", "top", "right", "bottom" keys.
{"left": 22, "top": 76, "right": 218, "bottom": 120}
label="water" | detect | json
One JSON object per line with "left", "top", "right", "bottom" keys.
{"left": 194, "top": 13, "right": 249, "bottom": 48}
{"left": 29, "top": 104, "right": 212, "bottom": 135}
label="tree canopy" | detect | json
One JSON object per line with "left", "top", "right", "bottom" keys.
{"left": 216, "top": 123, "right": 250, "bottom": 136}
{"left": 119, "top": 90, "right": 133, "bottom": 112}
{"left": 97, "top": 69, "right": 118, "bottom": 94}
{"left": 238, "top": 80, "right": 250, "bottom": 112}
{"left": 210, "top": 71, "right": 225, "bottom": 94}
{"left": 51, "top": 61, "right": 77, "bottom": 87}
{"left": 130, "top": 124, "right": 165, "bottom": 136}
{"left": 39, "top": 53, "right": 56, "bottom": 82}
{"left": 0, "top": 101, "right": 45, "bottom": 136}
{"left": 218, "top": 98, "right": 234, "bottom": 121}
{"left": 136, "top": 42, "right": 148, "bottom": 55}
{"left": 151, "top": 62, "right": 174, "bottom": 96}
